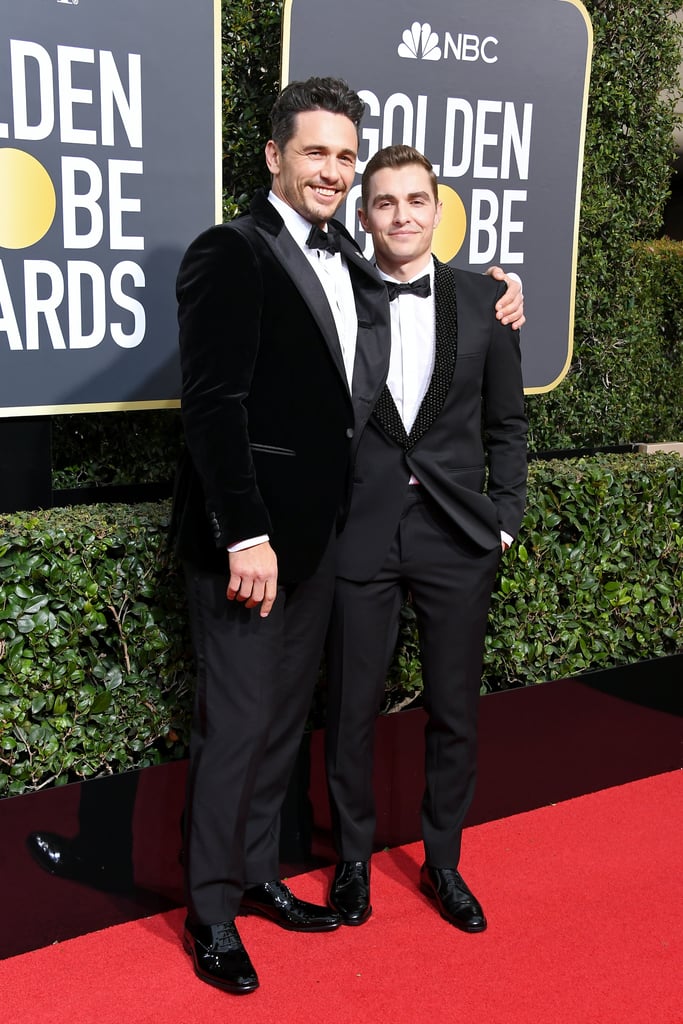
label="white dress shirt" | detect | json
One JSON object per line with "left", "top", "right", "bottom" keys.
{"left": 378, "top": 261, "right": 436, "bottom": 435}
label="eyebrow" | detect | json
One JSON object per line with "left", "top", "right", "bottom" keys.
{"left": 372, "top": 190, "right": 431, "bottom": 204}
{"left": 302, "top": 144, "right": 357, "bottom": 158}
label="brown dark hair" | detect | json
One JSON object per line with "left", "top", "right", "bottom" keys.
{"left": 270, "top": 77, "right": 365, "bottom": 149}
{"left": 361, "top": 145, "right": 439, "bottom": 209}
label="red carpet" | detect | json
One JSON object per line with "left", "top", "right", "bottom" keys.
{"left": 2, "top": 771, "right": 681, "bottom": 1024}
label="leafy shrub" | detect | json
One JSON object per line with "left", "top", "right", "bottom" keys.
{"left": 486, "top": 453, "right": 683, "bottom": 686}
{"left": 0, "top": 505, "right": 191, "bottom": 796}
{"left": 221, "top": 0, "right": 282, "bottom": 217}
{"left": 528, "top": 0, "right": 683, "bottom": 450}
{"left": 52, "top": 411, "right": 183, "bottom": 489}
{"left": 1, "top": 454, "right": 680, "bottom": 797}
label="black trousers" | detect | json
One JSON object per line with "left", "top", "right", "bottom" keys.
{"left": 183, "top": 533, "right": 335, "bottom": 925}
{"left": 326, "top": 488, "right": 500, "bottom": 867}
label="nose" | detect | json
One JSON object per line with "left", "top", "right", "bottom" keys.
{"left": 319, "top": 155, "right": 342, "bottom": 181}
{"left": 394, "top": 201, "right": 411, "bottom": 223}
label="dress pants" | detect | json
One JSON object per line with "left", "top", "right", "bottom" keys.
{"left": 326, "top": 487, "right": 500, "bottom": 867}
{"left": 183, "top": 533, "right": 335, "bottom": 925}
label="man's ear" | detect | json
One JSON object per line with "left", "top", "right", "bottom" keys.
{"left": 433, "top": 200, "right": 443, "bottom": 230}
{"left": 358, "top": 207, "right": 369, "bottom": 232}
{"left": 265, "top": 140, "right": 280, "bottom": 176}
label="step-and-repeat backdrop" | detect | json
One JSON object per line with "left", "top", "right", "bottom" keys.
{"left": 283, "top": 0, "right": 592, "bottom": 392}
{"left": 0, "top": 0, "right": 219, "bottom": 416}
{"left": 0, "top": 1, "right": 591, "bottom": 413}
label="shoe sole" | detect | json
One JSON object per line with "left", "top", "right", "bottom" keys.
{"left": 419, "top": 883, "right": 487, "bottom": 933}
{"left": 182, "top": 934, "right": 259, "bottom": 994}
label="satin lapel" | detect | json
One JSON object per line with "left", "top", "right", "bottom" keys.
{"left": 248, "top": 196, "right": 349, "bottom": 389}
{"left": 406, "top": 257, "right": 458, "bottom": 448}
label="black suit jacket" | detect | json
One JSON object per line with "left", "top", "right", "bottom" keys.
{"left": 336, "top": 258, "right": 528, "bottom": 581}
{"left": 171, "top": 189, "right": 390, "bottom": 583}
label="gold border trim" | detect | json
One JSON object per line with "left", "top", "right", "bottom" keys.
{"left": 214, "top": 0, "right": 222, "bottom": 222}
{"left": 280, "top": 0, "right": 293, "bottom": 87}
{"left": 0, "top": 400, "right": 180, "bottom": 419}
{"left": 527, "top": 0, "right": 594, "bottom": 394}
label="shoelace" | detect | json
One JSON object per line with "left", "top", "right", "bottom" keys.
{"left": 210, "top": 922, "right": 241, "bottom": 951}
{"left": 339, "top": 862, "right": 368, "bottom": 884}
{"left": 255, "top": 880, "right": 294, "bottom": 907}
{"left": 432, "top": 868, "right": 468, "bottom": 895}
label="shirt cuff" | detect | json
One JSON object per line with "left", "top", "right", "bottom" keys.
{"left": 500, "top": 530, "right": 514, "bottom": 549}
{"left": 227, "top": 534, "right": 269, "bottom": 553}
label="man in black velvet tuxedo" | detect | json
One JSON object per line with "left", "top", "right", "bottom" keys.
{"left": 172, "top": 77, "right": 394, "bottom": 995}
{"left": 173, "top": 79, "right": 525, "bottom": 995}
{"left": 325, "top": 146, "right": 528, "bottom": 934}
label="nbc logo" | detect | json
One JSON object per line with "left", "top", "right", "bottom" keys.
{"left": 398, "top": 22, "right": 441, "bottom": 61}
{"left": 398, "top": 22, "right": 499, "bottom": 64}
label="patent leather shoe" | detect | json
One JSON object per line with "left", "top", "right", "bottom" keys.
{"left": 183, "top": 918, "right": 258, "bottom": 994}
{"left": 419, "top": 864, "right": 487, "bottom": 932}
{"left": 329, "top": 860, "right": 372, "bottom": 926}
{"left": 240, "top": 879, "right": 341, "bottom": 931}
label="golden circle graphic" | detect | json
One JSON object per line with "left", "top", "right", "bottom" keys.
{"left": 0, "top": 148, "right": 57, "bottom": 249}
{"left": 433, "top": 184, "right": 467, "bottom": 263}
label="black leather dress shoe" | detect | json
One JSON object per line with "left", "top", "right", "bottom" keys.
{"left": 183, "top": 918, "right": 259, "bottom": 994}
{"left": 419, "top": 864, "right": 487, "bottom": 933}
{"left": 26, "top": 832, "right": 134, "bottom": 893}
{"left": 240, "top": 880, "right": 341, "bottom": 931}
{"left": 329, "top": 860, "right": 372, "bottom": 926}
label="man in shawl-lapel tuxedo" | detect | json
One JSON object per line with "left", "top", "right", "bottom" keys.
{"left": 325, "top": 145, "right": 528, "bottom": 934}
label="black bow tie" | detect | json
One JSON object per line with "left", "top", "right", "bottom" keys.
{"left": 384, "top": 275, "right": 432, "bottom": 301}
{"left": 306, "top": 224, "right": 340, "bottom": 255}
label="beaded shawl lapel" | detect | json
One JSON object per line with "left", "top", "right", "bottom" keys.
{"left": 372, "top": 257, "right": 458, "bottom": 450}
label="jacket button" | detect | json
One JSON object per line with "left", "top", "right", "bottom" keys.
{"left": 346, "top": 427, "right": 354, "bottom": 439}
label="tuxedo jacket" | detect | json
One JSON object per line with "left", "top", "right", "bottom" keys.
{"left": 336, "top": 258, "right": 528, "bottom": 581}
{"left": 172, "top": 189, "right": 390, "bottom": 584}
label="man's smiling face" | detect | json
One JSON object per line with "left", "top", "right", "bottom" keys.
{"left": 359, "top": 162, "right": 442, "bottom": 279}
{"left": 265, "top": 109, "right": 358, "bottom": 227}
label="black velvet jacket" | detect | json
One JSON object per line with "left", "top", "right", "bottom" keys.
{"left": 171, "top": 189, "right": 390, "bottom": 583}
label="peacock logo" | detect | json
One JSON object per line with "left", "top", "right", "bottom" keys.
{"left": 398, "top": 22, "right": 442, "bottom": 61}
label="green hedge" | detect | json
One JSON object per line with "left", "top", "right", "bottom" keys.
{"left": 486, "top": 453, "right": 682, "bottom": 683}
{"left": 528, "top": 237, "right": 683, "bottom": 449}
{"left": 52, "top": 410, "right": 183, "bottom": 489}
{"left": 0, "top": 506, "right": 192, "bottom": 797}
{"left": 528, "top": 0, "right": 683, "bottom": 448}
{"left": 1, "top": 453, "right": 681, "bottom": 797}
{"left": 220, "top": 0, "right": 281, "bottom": 218}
